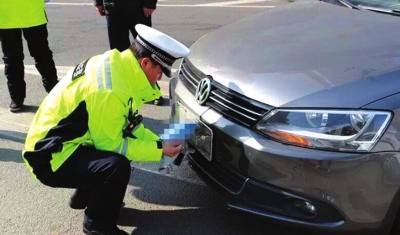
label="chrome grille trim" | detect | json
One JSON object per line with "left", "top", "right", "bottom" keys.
{"left": 180, "top": 58, "right": 271, "bottom": 127}
{"left": 181, "top": 63, "right": 199, "bottom": 89}
{"left": 209, "top": 96, "right": 258, "bottom": 122}
{"left": 211, "top": 91, "right": 264, "bottom": 117}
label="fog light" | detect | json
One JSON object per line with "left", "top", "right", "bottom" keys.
{"left": 293, "top": 200, "right": 317, "bottom": 217}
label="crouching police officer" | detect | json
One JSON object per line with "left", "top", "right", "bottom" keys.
{"left": 22, "top": 24, "right": 190, "bottom": 235}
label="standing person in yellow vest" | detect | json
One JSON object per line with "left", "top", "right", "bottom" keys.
{"left": 23, "top": 24, "right": 189, "bottom": 235}
{"left": 0, "top": 0, "right": 59, "bottom": 112}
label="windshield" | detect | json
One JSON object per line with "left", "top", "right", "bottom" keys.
{"left": 344, "top": 0, "right": 400, "bottom": 11}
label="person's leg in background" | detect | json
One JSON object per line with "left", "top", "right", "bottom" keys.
{"left": 23, "top": 24, "right": 58, "bottom": 93}
{"left": 0, "top": 28, "right": 26, "bottom": 112}
{"left": 106, "top": 8, "right": 131, "bottom": 52}
{"left": 107, "top": 5, "right": 163, "bottom": 106}
{"left": 40, "top": 146, "right": 132, "bottom": 235}
{"left": 22, "top": 24, "right": 58, "bottom": 92}
{"left": 126, "top": 8, "right": 151, "bottom": 37}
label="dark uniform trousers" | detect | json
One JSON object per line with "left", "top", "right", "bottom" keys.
{"left": 0, "top": 24, "right": 58, "bottom": 103}
{"left": 106, "top": 7, "right": 152, "bottom": 52}
{"left": 40, "top": 145, "right": 132, "bottom": 230}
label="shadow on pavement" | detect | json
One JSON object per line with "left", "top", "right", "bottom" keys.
{"left": 0, "top": 148, "right": 23, "bottom": 162}
{"left": 118, "top": 207, "right": 301, "bottom": 235}
{"left": 20, "top": 104, "right": 39, "bottom": 113}
{"left": 0, "top": 130, "right": 26, "bottom": 143}
{"left": 128, "top": 168, "right": 213, "bottom": 208}
{"left": 126, "top": 169, "right": 318, "bottom": 235}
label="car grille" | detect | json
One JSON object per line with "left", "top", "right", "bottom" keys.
{"left": 179, "top": 58, "right": 271, "bottom": 127}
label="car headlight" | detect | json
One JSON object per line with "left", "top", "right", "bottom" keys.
{"left": 255, "top": 109, "right": 392, "bottom": 152}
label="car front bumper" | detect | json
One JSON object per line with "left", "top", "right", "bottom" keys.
{"left": 169, "top": 75, "right": 399, "bottom": 235}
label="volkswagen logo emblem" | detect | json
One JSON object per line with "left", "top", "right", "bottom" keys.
{"left": 196, "top": 76, "right": 212, "bottom": 105}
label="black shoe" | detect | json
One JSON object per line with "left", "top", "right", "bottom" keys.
{"left": 83, "top": 222, "right": 129, "bottom": 235}
{"left": 69, "top": 189, "right": 89, "bottom": 210}
{"left": 9, "top": 100, "right": 23, "bottom": 112}
{"left": 153, "top": 96, "right": 164, "bottom": 106}
{"left": 44, "top": 79, "right": 59, "bottom": 93}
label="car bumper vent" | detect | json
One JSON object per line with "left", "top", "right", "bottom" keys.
{"left": 188, "top": 143, "right": 246, "bottom": 194}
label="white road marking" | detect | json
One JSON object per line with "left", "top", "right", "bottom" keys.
{"left": 46, "top": 2, "right": 93, "bottom": 5}
{"left": 188, "top": 4, "right": 274, "bottom": 8}
{"left": 0, "top": 64, "right": 73, "bottom": 76}
{"left": 46, "top": 2, "right": 275, "bottom": 8}
{"left": 0, "top": 64, "right": 176, "bottom": 82}
{"left": 196, "top": 0, "right": 269, "bottom": 7}
{"left": 0, "top": 64, "right": 173, "bottom": 96}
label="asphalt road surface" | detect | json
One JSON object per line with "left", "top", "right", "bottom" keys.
{"left": 0, "top": 0, "right": 323, "bottom": 234}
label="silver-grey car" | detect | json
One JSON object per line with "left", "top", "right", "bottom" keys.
{"left": 169, "top": 0, "right": 400, "bottom": 234}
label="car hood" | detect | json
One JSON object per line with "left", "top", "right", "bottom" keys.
{"left": 188, "top": 1, "right": 400, "bottom": 108}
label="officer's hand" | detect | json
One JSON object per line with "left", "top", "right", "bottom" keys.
{"left": 143, "top": 8, "right": 155, "bottom": 17}
{"left": 162, "top": 142, "right": 182, "bottom": 157}
{"left": 95, "top": 5, "right": 106, "bottom": 16}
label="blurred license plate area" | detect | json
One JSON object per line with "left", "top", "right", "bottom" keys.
{"left": 178, "top": 102, "right": 213, "bottom": 161}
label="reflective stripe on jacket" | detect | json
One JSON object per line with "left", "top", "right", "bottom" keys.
{"left": 0, "top": 0, "right": 47, "bottom": 29}
{"left": 23, "top": 49, "right": 163, "bottom": 180}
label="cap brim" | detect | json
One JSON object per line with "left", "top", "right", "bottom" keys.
{"left": 161, "top": 66, "right": 171, "bottom": 78}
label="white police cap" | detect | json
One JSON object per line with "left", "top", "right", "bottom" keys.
{"left": 135, "top": 24, "right": 190, "bottom": 78}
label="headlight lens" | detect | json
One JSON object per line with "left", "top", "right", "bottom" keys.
{"left": 255, "top": 109, "right": 392, "bottom": 152}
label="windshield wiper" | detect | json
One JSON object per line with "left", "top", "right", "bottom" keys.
{"left": 331, "top": 0, "right": 400, "bottom": 16}
{"left": 357, "top": 5, "right": 400, "bottom": 16}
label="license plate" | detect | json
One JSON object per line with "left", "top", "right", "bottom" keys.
{"left": 178, "top": 102, "right": 213, "bottom": 161}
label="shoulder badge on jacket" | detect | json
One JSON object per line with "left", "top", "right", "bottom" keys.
{"left": 72, "top": 58, "right": 90, "bottom": 80}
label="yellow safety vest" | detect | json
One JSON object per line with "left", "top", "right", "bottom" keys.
{"left": 23, "top": 48, "right": 163, "bottom": 180}
{"left": 0, "top": 0, "right": 47, "bottom": 29}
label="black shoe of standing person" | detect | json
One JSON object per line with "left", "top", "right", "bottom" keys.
{"left": 83, "top": 222, "right": 129, "bottom": 235}
{"left": 9, "top": 100, "right": 23, "bottom": 113}
{"left": 69, "top": 189, "right": 89, "bottom": 210}
{"left": 153, "top": 96, "right": 164, "bottom": 106}
{"left": 44, "top": 79, "right": 59, "bottom": 93}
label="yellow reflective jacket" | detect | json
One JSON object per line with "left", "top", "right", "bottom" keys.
{"left": 0, "top": 0, "right": 47, "bottom": 29}
{"left": 23, "top": 49, "right": 163, "bottom": 180}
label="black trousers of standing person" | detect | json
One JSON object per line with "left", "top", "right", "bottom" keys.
{"left": 0, "top": 23, "right": 58, "bottom": 104}
{"left": 40, "top": 145, "right": 132, "bottom": 230}
{"left": 106, "top": 7, "right": 151, "bottom": 52}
